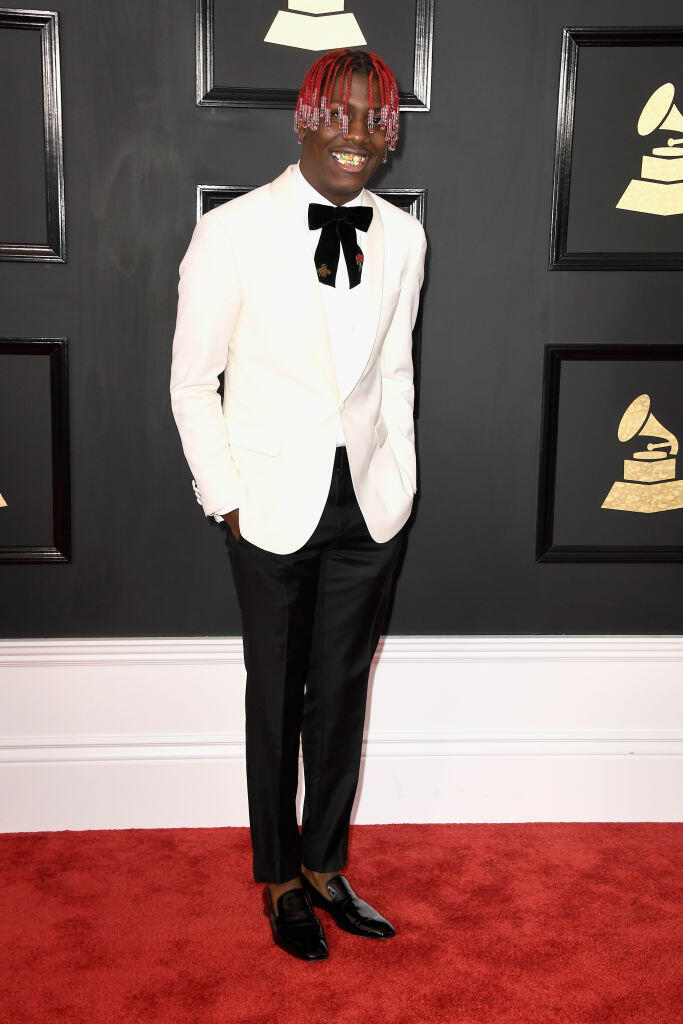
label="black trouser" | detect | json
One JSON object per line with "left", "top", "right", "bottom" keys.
{"left": 225, "top": 444, "right": 407, "bottom": 883}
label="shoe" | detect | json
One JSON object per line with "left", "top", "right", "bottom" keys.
{"left": 300, "top": 872, "right": 396, "bottom": 939}
{"left": 262, "top": 885, "right": 329, "bottom": 961}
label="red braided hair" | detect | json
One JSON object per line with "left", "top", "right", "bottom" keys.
{"left": 294, "top": 49, "right": 400, "bottom": 151}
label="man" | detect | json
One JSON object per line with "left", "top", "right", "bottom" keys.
{"left": 170, "top": 48, "right": 426, "bottom": 961}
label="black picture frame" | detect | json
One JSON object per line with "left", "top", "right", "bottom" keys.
{"left": 196, "top": 0, "right": 434, "bottom": 111}
{"left": 0, "top": 9, "right": 66, "bottom": 262}
{"left": 197, "top": 182, "right": 427, "bottom": 223}
{"left": 0, "top": 338, "right": 71, "bottom": 563}
{"left": 536, "top": 343, "right": 683, "bottom": 563}
{"left": 196, "top": 183, "right": 427, "bottom": 416}
{"left": 549, "top": 26, "right": 683, "bottom": 271}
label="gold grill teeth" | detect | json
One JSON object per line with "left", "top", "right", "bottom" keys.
{"left": 333, "top": 152, "right": 366, "bottom": 165}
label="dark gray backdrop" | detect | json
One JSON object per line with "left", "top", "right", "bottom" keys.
{"left": 1, "top": 0, "right": 681, "bottom": 637}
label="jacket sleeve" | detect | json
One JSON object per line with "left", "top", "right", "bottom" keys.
{"left": 169, "top": 212, "right": 246, "bottom": 518}
{"left": 379, "top": 221, "right": 427, "bottom": 496}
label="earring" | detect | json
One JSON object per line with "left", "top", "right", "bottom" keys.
{"left": 297, "top": 134, "right": 304, "bottom": 145}
{"left": 381, "top": 148, "right": 388, "bottom": 164}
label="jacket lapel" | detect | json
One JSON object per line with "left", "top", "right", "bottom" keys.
{"left": 268, "top": 164, "right": 385, "bottom": 402}
{"left": 347, "top": 187, "right": 384, "bottom": 396}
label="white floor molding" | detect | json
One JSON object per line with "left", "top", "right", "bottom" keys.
{"left": 1, "top": 636, "right": 681, "bottom": 831}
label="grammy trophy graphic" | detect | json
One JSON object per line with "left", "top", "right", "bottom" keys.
{"left": 0, "top": 491, "right": 6, "bottom": 508}
{"left": 265, "top": 1, "right": 366, "bottom": 51}
{"left": 602, "top": 394, "right": 683, "bottom": 513}
{"left": 617, "top": 82, "right": 683, "bottom": 217}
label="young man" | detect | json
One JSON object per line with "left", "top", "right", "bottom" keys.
{"left": 170, "top": 49, "right": 427, "bottom": 961}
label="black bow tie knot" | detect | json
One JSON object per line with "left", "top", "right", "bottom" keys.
{"left": 308, "top": 202, "right": 373, "bottom": 288}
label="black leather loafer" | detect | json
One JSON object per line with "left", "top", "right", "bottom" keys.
{"left": 300, "top": 872, "right": 396, "bottom": 939}
{"left": 262, "top": 885, "right": 329, "bottom": 961}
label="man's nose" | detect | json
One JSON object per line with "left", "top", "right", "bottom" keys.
{"left": 343, "top": 111, "right": 370, "bottom": 141}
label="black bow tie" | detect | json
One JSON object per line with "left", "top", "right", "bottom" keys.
{"left": 308, "top": 203, "right": 373, "bottom": 288}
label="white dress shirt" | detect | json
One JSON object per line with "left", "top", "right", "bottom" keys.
{"left": 292, "top": 160, "right": 368, "bottom": 435}
{"left": 212, "top": 161, "right": 368, "bottom": 519}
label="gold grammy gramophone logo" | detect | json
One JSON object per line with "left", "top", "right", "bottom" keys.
{"left": 0, "top": 491, "right": 6, "bottom": 509}
{"left": 265, "top": 1, "right": 366, "bottom": 51}
{"left": 602, "top": 394, "right": 683, "bottom": 513}
{"left": 617, "top": 82, "right": 683, "bottom": 216}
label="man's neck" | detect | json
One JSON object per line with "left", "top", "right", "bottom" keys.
{"left": 298, "top": 162, "right": 362, "bottom": 207}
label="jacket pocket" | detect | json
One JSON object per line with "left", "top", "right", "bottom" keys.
{"left": 374, "top": 412, "right": 389, "bottom": 448}
{"left": 226, "top": 418, "right": 280, "bottom": 456}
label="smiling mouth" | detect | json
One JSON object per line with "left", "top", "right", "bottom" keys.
{"left": 331, "top": 151, "right": 369, "bottom": 168}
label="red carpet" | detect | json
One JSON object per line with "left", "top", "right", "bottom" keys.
{"left": 1, "top": 823, "right": 680, "bottom": 1023}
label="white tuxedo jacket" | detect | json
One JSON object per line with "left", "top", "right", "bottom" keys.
{"left": 170, "top": 163, "right": 427, "bottom": 554}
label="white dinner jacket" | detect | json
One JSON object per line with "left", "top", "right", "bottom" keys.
{"left": 170, "top": 162, "right": 427, "bottom": 555}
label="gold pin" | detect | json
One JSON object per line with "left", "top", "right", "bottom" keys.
{"left": 316, "top": 263, "right": 332, "bottom": 278}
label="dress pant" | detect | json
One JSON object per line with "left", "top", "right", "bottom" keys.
{"left": 225, "top": 444, "right": 407, "bottom": 883}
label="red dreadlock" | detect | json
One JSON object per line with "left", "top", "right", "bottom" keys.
{"left": 294, "top": 49, "right": 400, "bottom": 151}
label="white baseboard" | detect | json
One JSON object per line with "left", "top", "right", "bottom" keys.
{"left": 1, "top": 636, "right": 681, "bottom": 831}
